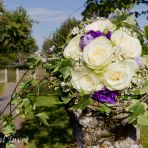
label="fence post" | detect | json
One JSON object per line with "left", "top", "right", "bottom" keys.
{"left": 4, "top": 69, "right": 7, "bottom": 83}
{"left": 16, "top": 68, "right": 19, "bottom": 83}
{"left": 33, "top": 71, "right": 36, "bottom": 80}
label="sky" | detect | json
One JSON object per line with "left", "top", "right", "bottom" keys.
{"left": 3, "top": 0, "right": 148, "bottom": 49}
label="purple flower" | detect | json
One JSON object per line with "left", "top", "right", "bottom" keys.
{"left": 105, "top": 31, "right": 112, "bottom": 39}
{"left": 88, "top": 30, "right": 103, "bottom": 38}
{"left": 134, "top": 56, "right": 143, "bottom": 68}
{"left": 79, "top": 30, "right": 112, "bottom": 49}
{"left": 79, "top": 33, "right": 94, "bottom": 49}
{"left": 79, "top": 30, "right": 103, "bottom": 49}
{"left": 96, "top": 31, "right": 103, "bottom": 37}
{"left": 92, "top": 88, "right": 118, "bottom": 104}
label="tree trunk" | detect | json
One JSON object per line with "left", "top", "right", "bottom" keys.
{"left": 68, "top": 108, "right": 143, "bottom": 148}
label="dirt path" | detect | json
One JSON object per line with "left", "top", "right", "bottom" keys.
{"left": 3, "top": 83, "right": 16, "bottom": 95}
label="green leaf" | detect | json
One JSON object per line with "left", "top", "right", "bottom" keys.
{"left": 137, "top": 111, "right": 148, "bottom": 125}
{"left": 98, "top": 104, "right": 111, "bottom": 115}
{"left": 21, "top": 98, "right": 30, "bottom": 107}
{"left": 140, "top": 80, "right": 148, "bottom": 94}
{"left": 128, "top": 100, "right": 147, "bottom": 123}
{"left": 27, "top": 56, "right": 42, "bottom": 68}
{"left": 80, "top": 88, "right": 86, "bottom": 96}
{"left": 115, "top": 9, "right": 122, "bottom": 17}
{"left": 59, "top": 66, "right": 71, "bottom": 79}
{"left": 53, "top": 58, "right": 72, "bottom": 73}
{"left": 71, "top": 96, "right": 92, "bottom": 110}
{"left": 144, "top": 25, "right": 148, "bottom": 40}
{"left": 61, "top": 96, "right": 72, "bottom": 104}
{"left": 3, "top": 123, "right": 16, "bottom": 136}
{"left": 142, "top": 46, "right": 148, "bottom": 55}
{"left": 36, "top": 112, "right": 49, "bottom": 126}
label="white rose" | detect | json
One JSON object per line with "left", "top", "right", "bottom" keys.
{"left": 104, "top": 63, "right": 134, "bottom": 90}
{"left": 71, "top": 68, "right": 103, "bottom": 93}
{"left": 124, "top": 59, "right": 139, "bottom": 74}
{"left": 83, "top": 36, "right": 114, "bottom": 71}
{"left": 85, "top": 19, "right": 114, "bottom": 32}
{"left": 64, "top": 35, "right": 82, "bottom": 60}
{"left": 111, "top": 29, "right": 142, "bottom": 58}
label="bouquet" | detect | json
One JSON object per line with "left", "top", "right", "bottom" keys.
{"left": 48, "top": 13, "right": 148, "bottom": 127}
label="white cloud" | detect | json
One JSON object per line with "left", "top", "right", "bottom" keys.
{"left": 27, "top": 7, "right": 78, "bottom": 23}
{"left": 26, "top": 7, "right": 82, "bottom": 49}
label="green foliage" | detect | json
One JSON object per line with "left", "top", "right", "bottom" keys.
{"left": 2, "top": 124, "right": 16, "bottom": 136}
{"left": 137, "top": 112, "right": 148, "bottom": 125}
{"left": 61, "top": 96, "right": 73, "bottom": 104}
{"left": 51, "top": 58, "right": 72, "bottom": 80}
{"left": 1, "top": 114, "right": 16, "bottom": 136}
{"left": 6, "top": 144, "right": 15, "bottom": 148}
{"left": 27, "top": 55, "right": 43, "bottom": 69}
{"left": 141, "top": 26, "right": 148, "bottom": 55}
{"left": 71, "top": 96, "right": 92, "bottom": 110}
{"left": 53, "top": 58, "right": 72, "bottom": 72}
{"left": 98, "top": 104, "right": 111, "bottom": 115}
{"left": 42, "top": 18, "right": 80, "bottom": 53}
{"left": 36, "top": 112, "right": 49, "bottom": 126}
{"left": 142, "top": 45, "right": 148, "bottom": 55}
{"left": 21, "top": 95, "right": 72, "bottom": 148}
{"left": 82, "top": 0, "right": 148, "bottom": 20}
{"left": 140, "top": 80, "right": 148, "bottom": 94}
{"left": 144, "top": 26, "right": 148, "bottom": 40}
{"left": 0, "top": 0, "right": 5, "bottom": 12}
{"left": 59, "top": 66, "right": 72, "bottom": 80}
{"left": 128, "top": 100, "right": 147, "bottom": 127}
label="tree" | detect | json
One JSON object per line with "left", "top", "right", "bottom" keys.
{"left": 0, "top": 3, "right": 38, "bottom": 66}
{"left": 0, "top": 0, "right": 5, "bottom": 12}
{"left": 82, "top": 0, "right": 148, "bottom": 19}
{"left": 42, "top": 18, "right": 80, "bottom": 54}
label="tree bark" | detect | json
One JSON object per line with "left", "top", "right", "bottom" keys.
{"left": 68, "top": 108, "right": 143, "bottom": 148}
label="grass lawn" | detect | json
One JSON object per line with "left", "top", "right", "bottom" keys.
{"left": 20, "top": 95, "right": 72, "bottom": 148}
{"left": 141, "top": 126, "right": 148, "bottom": 148}
{"left": 0, "top": 83, "right": 4, "bottom": 96}
{"left": 19, "top": 95, "right": 148, "bottom": 148}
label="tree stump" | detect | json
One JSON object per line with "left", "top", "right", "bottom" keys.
{"left": 68, "top": 108, "right": 142, "bottom": 148}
